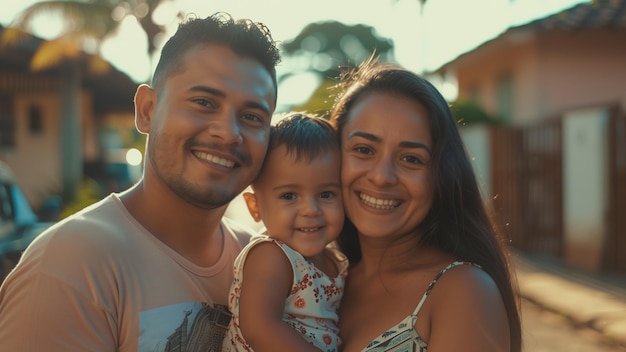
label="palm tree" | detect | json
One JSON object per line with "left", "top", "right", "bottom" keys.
{"left": 280, "top": 21, "right": 394, "bottom": 115}
{"left": 2, "top": 0, "right": 171, "bottom": 72}
{"left": 1, "top": 0, "right": 171, "bottom": 203}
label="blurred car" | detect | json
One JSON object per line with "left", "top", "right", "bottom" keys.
{"left": 0, "top": 161, "right": 54, "bottom": 282}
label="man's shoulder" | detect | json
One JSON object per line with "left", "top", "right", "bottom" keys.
{"left": 27, "top": 194, "right": 130, "bottom": 252}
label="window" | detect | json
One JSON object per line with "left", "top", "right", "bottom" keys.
{"left": 496, "top": 73, "right": 514, "bottom": 123}
{"left": 0, "top": 95, "right": 15, "bottom": 148}
{"left": 468, "top": 84, "right": 481, "bottom": 103}
{"left": 28, "top": 105, "right": 43, "bottom": 135}
{"left": 0, "top": 184, "right": 14, "bottom": 225}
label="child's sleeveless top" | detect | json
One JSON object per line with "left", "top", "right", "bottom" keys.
{"left": 362, "top": 261, "right": 478, "bottom": 352}
{"left": 224, "top": 236, "right": 349, "bottom": 352}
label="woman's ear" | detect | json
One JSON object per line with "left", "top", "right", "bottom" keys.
{"left": 243, "top": 192, "right": 262, "bottom": 222}
{"left": 134, "top": 84, "right": 156, "bottom": 134}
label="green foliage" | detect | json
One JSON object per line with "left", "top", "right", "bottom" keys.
{"left": 2, "top": 0, "right": 170, "bottom": 74}
{"left": 281, "top": 21, "right": 394, "bottom": 80}
{"left": 280, "top": 21, "right": 395, "bottom": 114}
{"left": 292, "top": 78, "right": 342, "bottom": 118}
{"left": 450, "top": 100, "right": 501, "bottom": 126}
{"left": 59, "top": 178, "right": 104, "bottom": 219}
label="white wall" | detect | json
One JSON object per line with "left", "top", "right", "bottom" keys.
{"left": 562, "top": 107, "right": 609, "bottom": 272}
{"left": 460, "top": 125, "right": 492, "bottom": 203}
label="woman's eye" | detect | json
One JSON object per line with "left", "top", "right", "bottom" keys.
{"left": 280, "top": 193, "right": 296, "bottom": 200}
{"left": 402, "top": 155, "right": 427, "bottom": 166}
{"left": 354, "top": 146, "right": 372, "bottom": 155}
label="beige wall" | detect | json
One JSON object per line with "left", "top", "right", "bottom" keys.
{"left": 1, "top": 92, "right": 61, "bottom": 208}
{"left": 455, "top": 35, "right": 539, "bottom": 125}
{"left": 0, "top": 90, "right": 93, "bottom": 209}
{"left": 536, "top": 28, "right": 626, "bottom": 117}
{"left": 453, "top": 27, "right": 626, "bottom": 126}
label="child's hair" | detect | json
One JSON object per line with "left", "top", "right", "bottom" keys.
{"left": 258, "top": 112, "right": 339, "bottom": 178}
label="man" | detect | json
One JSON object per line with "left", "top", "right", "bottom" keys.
{"left": 0, "top": 12, "right": 281, "bottom": 351}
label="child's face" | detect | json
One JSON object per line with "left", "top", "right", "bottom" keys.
{"left": 244, "top": 145, "right": 344, "bottom": 258}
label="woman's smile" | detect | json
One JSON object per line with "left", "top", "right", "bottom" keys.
{"left": 358, "top": 192, "right": 401, "bottom": 210}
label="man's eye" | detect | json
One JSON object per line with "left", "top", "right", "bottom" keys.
{"left": 241, "top": 113, "right": 263, "bottom": 123}
{"left": 193, "top": 98, "right": 214, "bottom": 108}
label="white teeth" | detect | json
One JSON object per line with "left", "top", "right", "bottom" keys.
{"left": 359, "top": 193, "right": 399, "bottom": 210}
{"left": 194, "top": 151, "right": 235, "bottom": 168}
{"left": 297, "top": 227, "right": 320, "bottom": 232}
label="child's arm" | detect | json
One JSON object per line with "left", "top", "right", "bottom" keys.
{"left": 238, "top": 241, "right": 322, "bottom": 352}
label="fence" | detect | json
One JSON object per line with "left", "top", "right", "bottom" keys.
{"left": 488, "top": 108, "right": 626, "bottom": 274}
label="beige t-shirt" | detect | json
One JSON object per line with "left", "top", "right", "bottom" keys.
{"left": 0, "top": 194, "right": 252, "bottom": 351}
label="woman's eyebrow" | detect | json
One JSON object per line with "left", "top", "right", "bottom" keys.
{"left": 399, "top": 141, "right": 431, "bottom": 154}
{"left": 347, "top": 131, "right": 380, "bottom": 142}
{"left": 348, "top": 131, "right": 432, "bottom": 154}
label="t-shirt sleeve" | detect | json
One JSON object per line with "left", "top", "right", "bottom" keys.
{"left": 0, "top": 270, "right": 117, "bottom": 350}
{"left": 0, "top": 239, "right": 117, "bottom": 351}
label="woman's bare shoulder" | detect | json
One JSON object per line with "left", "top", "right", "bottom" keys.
{"left": 423, "top": 263, "right": 511, "bottom": 350}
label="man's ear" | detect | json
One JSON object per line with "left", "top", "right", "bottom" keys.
{"left": 243, "top": 192, "right": 262, "bottom": 222}
{"left": 134, "top": 84, "right": 156, "bottom": 134}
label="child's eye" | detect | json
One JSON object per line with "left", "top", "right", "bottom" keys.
{"left": 320, "top": 191, "right": 335, "bottom": 199}
{"left": 280, "top": 193, "right": 296, "bottom": 200}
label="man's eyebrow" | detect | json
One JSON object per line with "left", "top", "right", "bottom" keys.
{"left": 190, "top": 85, "right": 224, "bottom": 97}
{"left": 348, "top": 131, "right": 431, "bottom": 154}
{"left": 242, "top": 101, "right": 271, "bottom": 117}
{"left": 189, "top": 85, "right": 271, "bottom": 117}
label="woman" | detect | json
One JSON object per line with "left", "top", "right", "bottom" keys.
{"left": 330, "top": 58, "right": 522, "bottom": 352}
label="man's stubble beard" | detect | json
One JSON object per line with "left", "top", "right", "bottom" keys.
{"left": 147, "top": 136, "right": 246, "bottom": 210}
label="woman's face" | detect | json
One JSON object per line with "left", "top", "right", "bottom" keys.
{"left": 340, "top": 92, "right": 434, "bottom": 241}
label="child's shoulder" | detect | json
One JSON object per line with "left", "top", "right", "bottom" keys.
{"left": 324, "top": 246, "right": 349, "bottom": 277}
{"left": 247, "top": 233, "right": 278, "bottom": 246}
{"left": 324, "top": 245, "right": 347, "bottom": 263}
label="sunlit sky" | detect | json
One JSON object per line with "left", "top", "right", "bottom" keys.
{"left": 1, "top": 0, "right": 588, "bottom": 109}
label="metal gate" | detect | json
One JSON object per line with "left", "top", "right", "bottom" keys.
{"left": 490, "top": 110, "right": 626, "bottom": 274}
{"left": 490, "top": 121, "right": 563, "bottom": 257}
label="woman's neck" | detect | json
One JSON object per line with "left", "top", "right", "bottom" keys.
{"left": 355, "top": 233, "right": 451, "bottom": 277}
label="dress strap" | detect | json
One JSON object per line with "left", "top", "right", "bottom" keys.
{"left": 411, "top": 261, "right": 477, "bottom": 316}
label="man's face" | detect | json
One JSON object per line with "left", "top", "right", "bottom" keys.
{"left": 144, "top": 44, "right": 276, "bottom": 209}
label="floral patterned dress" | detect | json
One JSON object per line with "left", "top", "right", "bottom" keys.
{"left": 362, "top": 261, "right": 479, "bottom": 352}
{"left": 223, "top": 236, "right": 349, "bottom": 352}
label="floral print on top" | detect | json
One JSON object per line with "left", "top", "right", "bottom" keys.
{"left": 223, "top": 235, "right": 349, "bottom": 352}
{"left": 362, "top": 261, "right": 480, "bottom": 352}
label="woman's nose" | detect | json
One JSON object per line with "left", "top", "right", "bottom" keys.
{"left": 367, "top": 156, "right": 398, "bottom": 186}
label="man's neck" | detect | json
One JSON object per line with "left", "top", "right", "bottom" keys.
{"left": 120, "top": 181, "right": 229, "bottom": 267}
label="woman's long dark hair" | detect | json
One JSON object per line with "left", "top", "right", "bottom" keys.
{"left": 329, "top": 58, "right": 522, "bottom": 352}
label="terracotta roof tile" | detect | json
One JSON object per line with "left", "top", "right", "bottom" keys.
{"left": 524, "top": 0, "right": 626, "bottom": 31}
